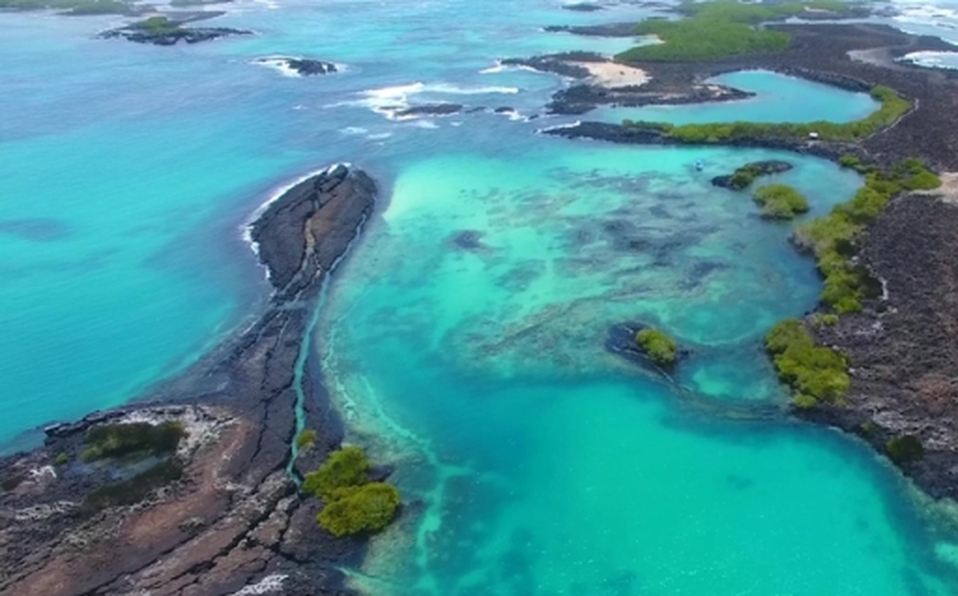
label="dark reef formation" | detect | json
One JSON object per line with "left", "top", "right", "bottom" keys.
{"left": 100, "top": 16, "right": 251, "bottom": 45}
{"left": 395, "top": 103, "right": 463, "bottom": 117}
{"left": 256, "top": 57, "right": 339, "bottom": 76}
{"left": 710, "top": 160, "right": 793, "bottom": 189}
{"left": 0, "top": 165, "right": 377, "bottom": 595}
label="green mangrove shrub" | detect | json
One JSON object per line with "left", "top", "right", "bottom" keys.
{"left": 304, "top": 446, "right": 400, "bottom": 537}
{"left": 296, "top": 429, "right": 318, "bottom": 451}
{"left": 82, "top": 421, "right": 187, "bottom": 462}
{"left": 752, "top": 184, "right": 810, "bottom": 219}
{"left": 635, "top": 328, "right": 678, "bottom": 367}
{"left": 886, "top": 434, "right": 924, "bottom": 464}
{"left": 794, "top": 159, "right": 940, "bottom": 313}
{"left": 302, "top": 445, "right": 370, "bottom": 499}
{"left": 765, "top": 319, "right": 849, "bottom": 407}
{"left": 616, "top": 1, "right": 850, "bottom": 62}
{"left": 623, "top": 86, "right": 912, "bottom": 144}
{"left": 316, "top": 483, "right": 401, "bottom": 538}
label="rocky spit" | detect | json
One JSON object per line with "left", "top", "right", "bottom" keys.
{"left": 0, "top": 165, "right": 377, "bottom": 595}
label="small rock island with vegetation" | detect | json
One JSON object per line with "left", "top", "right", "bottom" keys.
{"left": 752, "top": 184, "right": 810, "bottom": 219}
{"left": 635, "top": 328, "right": 679, "bottom": 368}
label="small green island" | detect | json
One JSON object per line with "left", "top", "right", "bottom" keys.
{"left": 635, "top": 328, "right": 679, "bottom": 368}
{"left": 303, "top": 446, "right": 401, "bottom": 538}
{"left": 752, "top": 184, "right": 810, "bottom": 219}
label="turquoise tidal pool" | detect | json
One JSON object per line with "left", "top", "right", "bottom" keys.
{"left": 2, "top": 0, "right": 958, "bottom": 593}
{"left": 592, "top": 69, "right": 881, "bottom": 125}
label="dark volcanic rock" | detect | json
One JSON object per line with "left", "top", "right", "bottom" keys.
{"left": 395, "top": 103, "right": 463, "bottom": 117}
{"left": 100, "top": 17, "right": 251, "bottom": 45}
{"left": 544, "top": 22, "right": 638, "bottom": 37}
{"left": 287, "top": 58, "right": 338, "bottom": 75}
{"left": 0, "top": 165, "right": 377, "bottom": 595}
{"left": 806, "top": 193, "right": 958, "bottom": 501}
{"left": 710, "top": 160, "right": 794, "bottom": 189}
{"left": 562, "top": 2, "right": 604, "bottom": 11}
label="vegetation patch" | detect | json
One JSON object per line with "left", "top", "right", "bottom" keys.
{"left": 794, "top": 159, "right": 940, "bottom": 313}
{"left": 296, "top": 429, "right": 317, "bottom": 451}
{"left": 616, "top": 1, "right": 850, "bottom": 62}
{"left": 714, "top": 160, "right": 793, "bottom": 190}
{"left": 635, "top": 328, "right": 678, "bottom": 367}
{"left": 752, "top": 184, "right": 810, "bottom": 219}
{"left": 303, "top": 446, "right": 401, "bottom": 537}
{"left": 82, "top": 421, "right": 187, "bottom": 462}
{"left": 0, "top": 0, "right": 132, "bottom": 14}
{"left": 765, "top": 319, "right": 849, "bottom": 407}
{"left": 886, "top": 435, "right": 924, "bottom": 464}
{"left": 624, "top": 85, "right": 911, "bottom": 144}
{"left": 129, "top": 16, "right": 185, "bottom": 35}
{"left": 81, "top": 458, "right": 183, "bottom": 515}
{"left": 316, "top": 483, "right": 401, "bottom": 537}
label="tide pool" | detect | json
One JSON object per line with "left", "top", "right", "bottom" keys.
{"left": 591, "top": 70, "right": 880, "bottom": 125}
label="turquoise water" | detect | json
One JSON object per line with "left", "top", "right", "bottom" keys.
{"left": 3, "top": 0, "right": 958, "bottom": 594}
{"left": 591, "top": 70, "right": 880, "bottom": 125}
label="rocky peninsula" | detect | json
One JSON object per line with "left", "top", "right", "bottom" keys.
{"left": 0, "top": 165, "right": 377, "bottom": 595}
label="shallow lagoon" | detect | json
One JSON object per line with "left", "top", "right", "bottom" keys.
{"left": 319, "top": 143, "right": 958, "bottom": 594}
{"left": 592, "top": 70, "right": 881, "bottom": 125}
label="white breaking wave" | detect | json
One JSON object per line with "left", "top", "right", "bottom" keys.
{"left": 347, "top": 81, "right": 520, "bottom": 120}
{"left": 900, "top": 50, "right": 958, "bottom": 68}
{"left": 253, "top": 56, "right": 301, "bottom": 78}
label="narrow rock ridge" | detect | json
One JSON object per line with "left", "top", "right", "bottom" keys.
{"left": 0, "top": 165, "right": 376, "bottom": 595}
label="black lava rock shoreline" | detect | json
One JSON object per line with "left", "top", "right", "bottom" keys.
{"left": 0, "top": 165, "right": 376, "bottom": 595}
{"left": 540, "top": 21, "right": 958, "bottom": 500}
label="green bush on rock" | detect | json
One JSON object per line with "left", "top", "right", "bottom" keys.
{"left": 793, "top": 159, "right": 940, "bottom": 314}
{"left": 765, "top": 319, "right": 849, "bottom": 407}
{"left": 886, "top": 435, "right": 924, "bottom": 464}
{"left": 303, "top": 446, "right": 401, "bottom": 537}
{"left": 752, "top": 184, "right": 809, "bottom": 219}
{"left": 296, "top": 429, "right": 317, "bottom": 451}
{"left": 82, "top": 421, "right": 187, "bottom": 462}
{"left": 302, "top": 445, "right": 369, "bottom": 499}
{"left": 635, "top": 328, "right": 678, "bottom": 367}
{"left": 316, "top": 482, "right": 401, "bottom": 537}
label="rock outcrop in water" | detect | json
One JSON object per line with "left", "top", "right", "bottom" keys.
{"left": 0, "top": 165, "right": 377, "bottom": 595}
{"left": 100, "top": 15, "right": 251, "bottom": 45}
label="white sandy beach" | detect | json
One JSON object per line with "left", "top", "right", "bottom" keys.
{"left": 569, "top": 61, "right": 650, "bottom": 87}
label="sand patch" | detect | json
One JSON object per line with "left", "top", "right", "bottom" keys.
{"left": 914, "top": 172, "right": 958, "bottom": 205}
{"left": 569, "top": 61, "right": 650, "bottom": 88}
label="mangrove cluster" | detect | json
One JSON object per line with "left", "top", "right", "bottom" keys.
{"left": 616, "top": 1, "right": 853, "bottom": 62}
{"left": 303, "top": 446, "right": 400, "bottom": 538}
{"left": 765, "top": 319, "right": 849, "bottom": 408}
{"left": 635, "top": 328, "right": 678, "bottom": 368}
{"left": 794, "top": 158, "right": 941, "bottom": 313}
{"left": 712, "top": 160, "right": 793, "bottom": 190}
{"left": 623, "top": 86, "right": 911, "bottom": 144}
{"left": 753, "top": 184, "right": 810, "bottom": 219}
